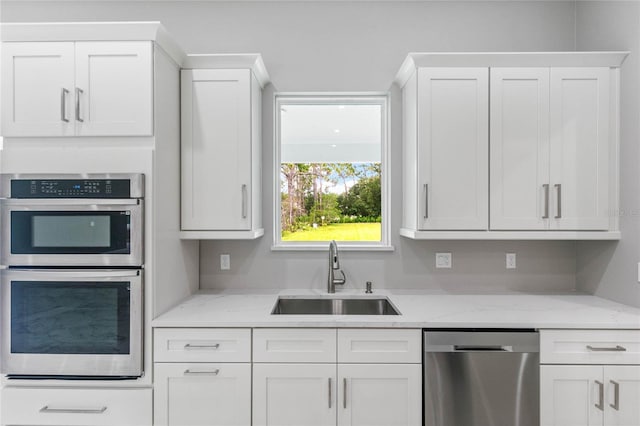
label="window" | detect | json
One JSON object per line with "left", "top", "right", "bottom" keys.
{"left": 274, "top": 94, "right": 390, "bottom": 250}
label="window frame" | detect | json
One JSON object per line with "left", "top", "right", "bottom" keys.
{"left": 272, "top": 92, "right": 392, "bottom": 251}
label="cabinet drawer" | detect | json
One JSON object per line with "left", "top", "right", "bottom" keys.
{"left": 338, "top": 329, "right": 421, "bottom": 363}
{"left": 253, "top": 328, "right": 337, "bottom": 363}
{"left": 1, "top": 387, "right": 151, "bottom": 426}
{"left": 540, "top": 329, "right": 640, "bottom": 365}
{"left": 154, "top": 328, "right": 251, "bottom": 362}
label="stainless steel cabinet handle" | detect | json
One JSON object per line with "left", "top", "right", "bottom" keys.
{"left": 75, "top": 88, "right": 84, "bottom": 122}
{"left": 328, "top": 378, "right": 332, "bottom": 409}
{"left": 184, "top": 343, "right": 220, "bottom": 350}
{"left": 60, "top": 88, "right": 69, "bottom": 122}
{"left": 610, "top": 380, "right": 620, "bottom": 411}
{"left": 595, "top": 380, "right": 605, "bottom": 411}
{"left": 542, "top": 184, "right": 550, "bottom": 219}
{"left": 587, "top": 345, "right": 627, "bottom": 352}
{"left": 40, "top": 405, "right": 107, "bottom": 414}
{"left": 241, "top": 184, "right": 248, "bottom": 219}
{"left": 554, "top": 184, "right": 562, "bottom": 218}
{"left": 423, "top": 184, "right": 429, "bottom": 219}
{"left": 184, "top": 369, "right": 220, "bottom": 376}
{"left": 343, "top": 378, "right": 347, "bottom": 409}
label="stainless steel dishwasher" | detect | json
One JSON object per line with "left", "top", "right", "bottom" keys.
{"left": 423, "top": 329, "right": 539, "bottom": 426}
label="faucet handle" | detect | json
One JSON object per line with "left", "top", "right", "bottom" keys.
{"left": 334, "top": 269, "right": 346, "bottom": 285}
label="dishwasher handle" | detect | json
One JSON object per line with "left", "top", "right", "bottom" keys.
{"left": 454, "top": 345, "right": 513, "bottom": 352}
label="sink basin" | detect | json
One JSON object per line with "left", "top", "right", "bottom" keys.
{"left": 271, "top": 297, "right": 400, "bottom": 315}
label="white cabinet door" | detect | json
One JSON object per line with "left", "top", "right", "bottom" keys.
{"left": 154, "top": 363, "right": 251, "bottom": 426}
{"left": 74, "top": 41, "right": 153, "bottom": 136}
{"left": 1, "top": 42, "right": 75, "bottom": 137}
{"left": 549, "top": 67, "right": 610, "bottom": 230}
{"left": 541, "top": 365, "right": 604, "bottom": 426}
{"left": 181, "top": 69, "right": 252, "bottom": 231}
{"left": 253, "top": 363, "right": 336, "bottom": 426}
{"left": 490, "top": 68, "right": 550, "bottom": 230}
{"left": 604, "top": 366, "right": 640, "bottom": 426}
{"left": 417, "top": 68, "right": 489, "bottom": 230}
{"left": 337, "top": 364, "right": 421, "bottom": 426}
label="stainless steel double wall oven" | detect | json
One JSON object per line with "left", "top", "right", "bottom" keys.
{"left": 1, "top": 174, "right": 144, "bottom": 378}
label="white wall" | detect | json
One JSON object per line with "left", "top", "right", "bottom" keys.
{"left": 575, "top": 2, "right": 640, "bottom": 308}
{"left": 1, "top": 1, "right": 582, "bottom": 293}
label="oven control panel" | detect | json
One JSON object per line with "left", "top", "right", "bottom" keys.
{"left": 10, "top": 179, "right": 132, "bottom": 198}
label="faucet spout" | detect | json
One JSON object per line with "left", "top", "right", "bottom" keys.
{"left": 328, "top": 240, "right": 346, "bottom": 293}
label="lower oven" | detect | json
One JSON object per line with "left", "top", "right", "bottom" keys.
{"left": 1, "top": 268, "right": 143, "bottom": 378}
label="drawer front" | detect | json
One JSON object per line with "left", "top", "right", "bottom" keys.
{"left": 338, "top": 329, "right": 421, "bottom": 363}
{"left": 1, "top": 387, "right": 151, "bottom": 426}
{"left": 253, "top": 328, "right": 337, "bottom": 363}
{"left": 541, "top": 329, "right": 640, "bottom": 365}
{"left": 154, "top": 328, "right": 251, "bottom": 362}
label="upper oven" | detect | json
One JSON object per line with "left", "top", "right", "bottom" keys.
{"left": 0, "top": 174, "right": 143, "bottom": 267}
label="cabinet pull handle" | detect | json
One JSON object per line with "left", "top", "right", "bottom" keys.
{"left": 60, "top": 88, "right": 69, "bottom": 122}
{"left": 424, "top": 184, "right": 429, "bottom": 219}
{"left": 242, "top": 184, "right": 248, "bottom": 219}
{"left": 586, "top": 345, "right": 626, "bottom": 352}
{"left": 542, "top": 184, "right": 549, "bottom": 219}
{"left": 343, "top": 378, "right": 347, "bottom": 409}
{"left": 554, "top": 184, "right": 561, "bottom": 218}
{"left": 184, "top": 343, "right": 220, "bottom": 350}
{"left": 610, "top": 380, "right": 620, "bottom": 411}
{"left": 328, "top": 378, "right": 332, "bottom": 409}
{"left": 40, "top": 405, "right": 107, "bottom": 414}
{"left": 595, "top": 380, "right": 605, "bottom": 411}
{"left": 75, "top": 88, "right": 84, "bottom": 122}
{"left": 184, "top": 369, "right": 220, "bottom": 376}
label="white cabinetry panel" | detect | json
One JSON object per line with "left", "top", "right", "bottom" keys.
{"left": 541, "top": 365, "right": 604, "bottom": 426}
{"left": 550, "top": 67, "right": 610, "bottom": 230}
{"left": 253, "top": 363, "right": 337, "bottom": 426}
{"left": 74, "top": 41, "right": 153, "bottom": 136}
{"left": 416, "top": 67, "right": 489, "bottom": 230}
{"left": 604, "top": 366, "right": 640, "bottom": 426}
{"left": 490, "top": 68, "right": 550, "bottom": 230}
{"left": 154, "top": 363, "right": 251, "bottom": 426}
{"left": 1, "top": 386, "right": 151, "bottom": 426}
{"left": 1, "top": 42, "right": 75, "bottom": 137}
{"left": 181, "top": 69, "right": 252, "bottom": 232}
{"left": 337, "top": 364, "right": 421, "bottom": 426}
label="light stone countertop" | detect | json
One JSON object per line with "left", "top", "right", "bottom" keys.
{"left": 152, "top": 289, "right": 640, "bottom": 329}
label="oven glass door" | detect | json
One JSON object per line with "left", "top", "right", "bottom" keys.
{"left": 1, "top": 269, "right": 143, "bottom": 377}
{"left": 1, "top": 200, "right": 142, "bottom": 266}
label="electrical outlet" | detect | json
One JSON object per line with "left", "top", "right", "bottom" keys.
{"left": 506, "top": 253, "right": 516, "bottom": 269}
{"left": 435, "top": 252, "right": 452, "bottom": 269}
{"left": 637, "top": 262, "right": 640, "bottom": 282}
{"left": 220, "top": 254, "right": 231, "bottom": 270}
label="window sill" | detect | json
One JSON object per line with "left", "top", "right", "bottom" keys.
{"left": 271, "top": 243, "right": 395, "bottom": 252}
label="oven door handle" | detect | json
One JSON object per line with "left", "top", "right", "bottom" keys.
{"left": 7, "top": 269, "right": 141, "bottom": 278}
{"left": 1, "top": 199, "right": 140, "bottom": 206}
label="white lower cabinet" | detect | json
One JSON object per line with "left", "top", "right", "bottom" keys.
{"left": 154, "top": 363, "right": 251, "bottom": 426}
{"left": 252, "top": 328, "right": 422, "bottom": 426}
{"left": 338, "top": 364, "right": 422, "bottom": 426}
{"left": 153, "top": 328, "right": 252, "bottom": 426}
{"left": 540, "top": 329, "right": 640, "bottom": 426}
{"left": 253, "top": 363, "right": 337, "bottom": 426}
{"left": 1, "top": 386, "right": 151, "bottom": 426}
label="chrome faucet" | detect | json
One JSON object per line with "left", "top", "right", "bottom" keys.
{"left": 327, "top": 240, "right": 346, "bottom": 293}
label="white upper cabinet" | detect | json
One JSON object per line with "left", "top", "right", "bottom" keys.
{"left": 74, "top": 42, "right": 153, "bottom": 136}
{"left": 416, "top": 68, "right": 489, "bottom": 230}
{"left": 490, "top": 68, "right": 550, "bottom": 230}
{"left": 1, "top": 42, "right": 75, "bottom": 137}
{"left": 1, "top": 41, "right": 153, "bottom": 137}
{"left": 180, "top": 55, "right": 269, "bottom": 239}
{"left": 396, "top": 52, "right": 627, "bottom": 240}
{"left": 549, "top": 68, "right": 610, "bottom": 231}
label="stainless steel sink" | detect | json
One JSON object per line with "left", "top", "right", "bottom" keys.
{"left": 271, "top": 297, "right": 400, "bottom": 315}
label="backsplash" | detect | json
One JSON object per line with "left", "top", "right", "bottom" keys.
{"left": 200, "top": 239, "right": 577, "bottom": 293}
